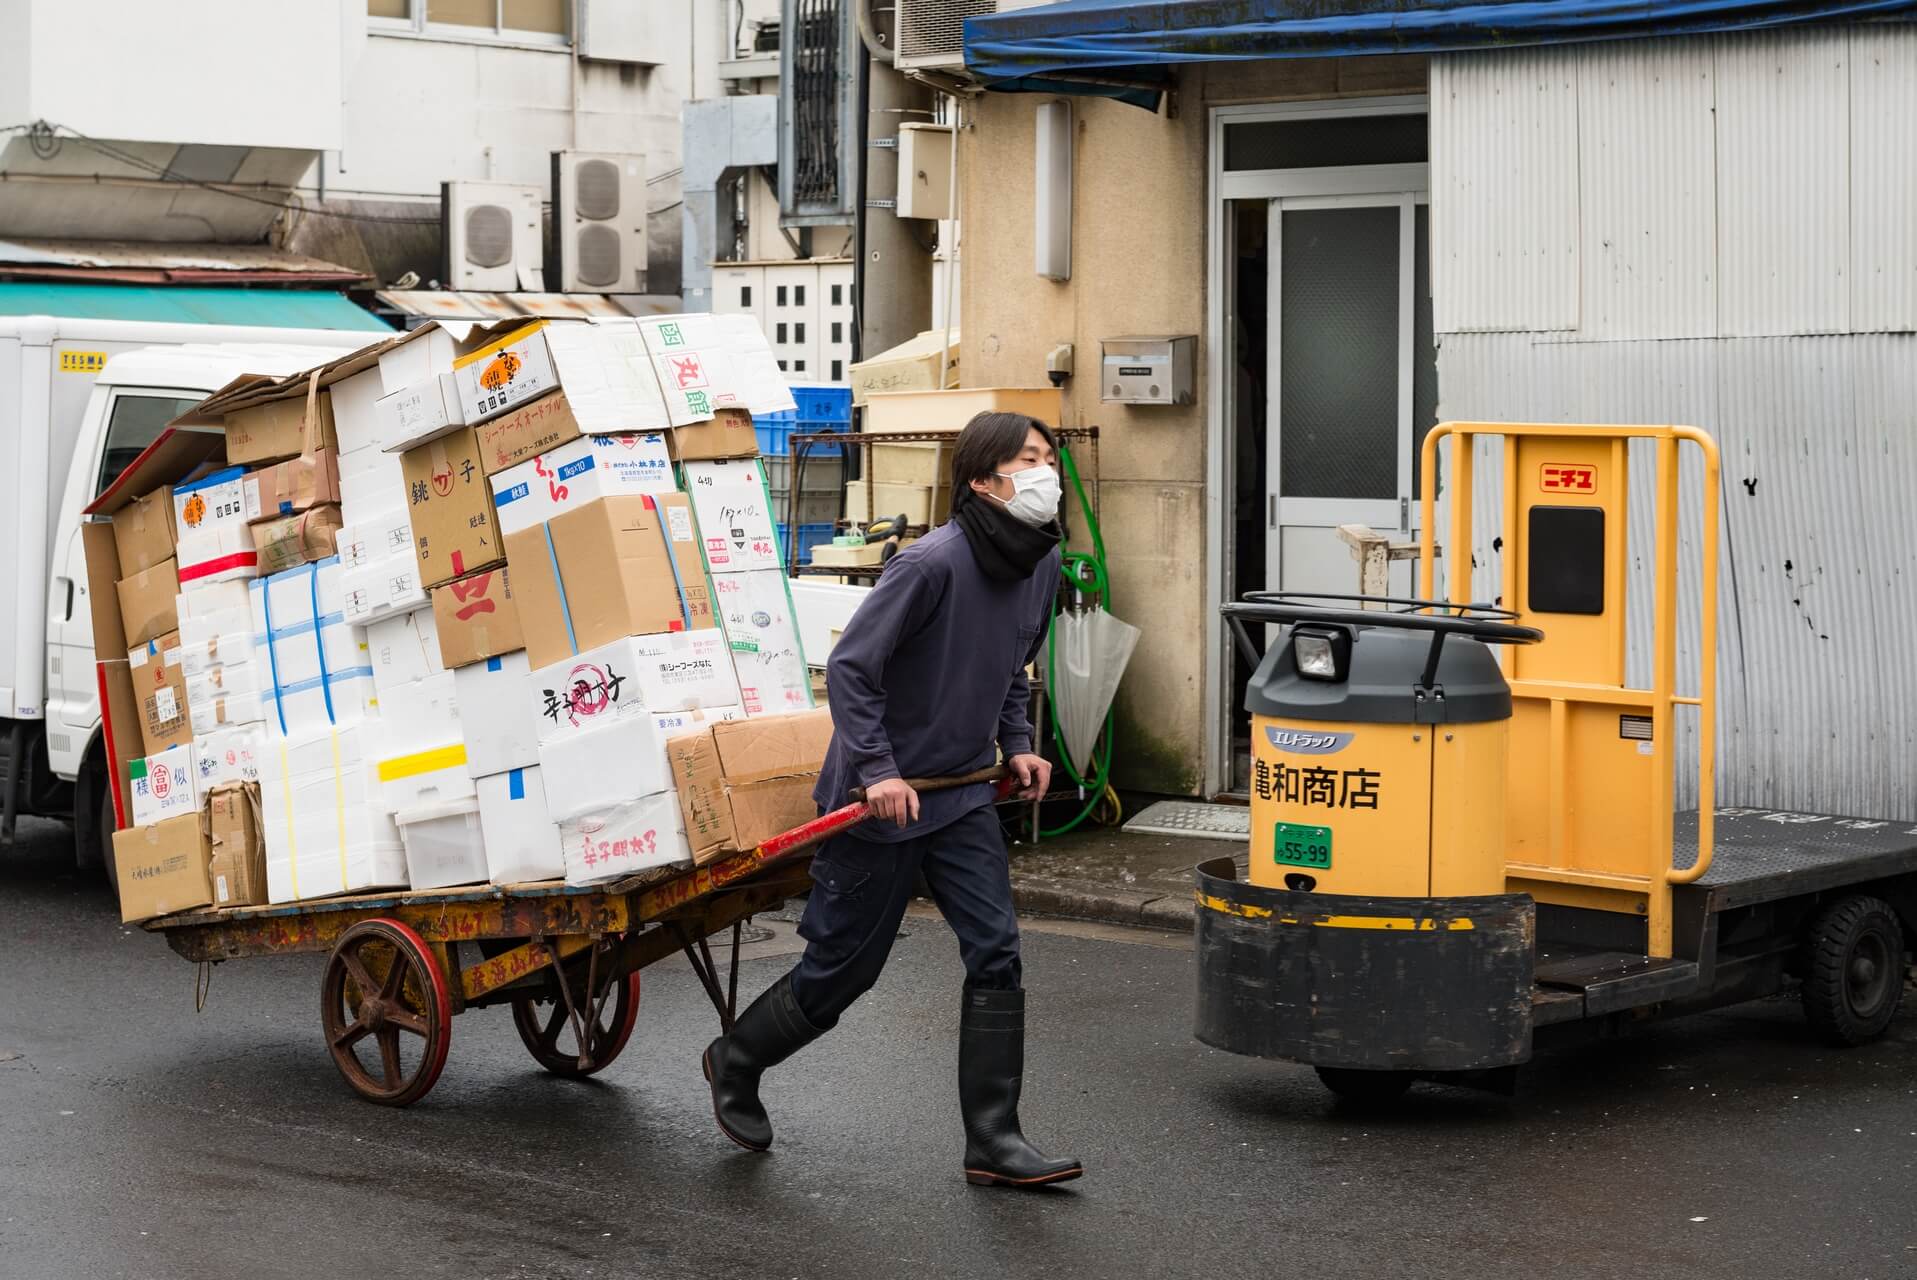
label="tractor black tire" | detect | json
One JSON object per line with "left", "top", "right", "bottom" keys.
{"left": 1315, "top": 1067, "right": 1415, "bottom": 1105}
{"left": 1801, "top": 895, "right": 1905, "bottom": 1047}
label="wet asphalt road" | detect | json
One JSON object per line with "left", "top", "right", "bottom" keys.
{"left": 3, "top": 818, "right": 1916, "bottom": 1280}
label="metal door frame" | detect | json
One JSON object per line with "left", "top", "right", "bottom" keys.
{"left": 1204, "top": 95, "right": 1429, "bottom": 796}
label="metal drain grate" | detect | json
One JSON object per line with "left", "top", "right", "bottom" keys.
{"left": 1123, "top": 801, "right": 1251, "bottom": 842}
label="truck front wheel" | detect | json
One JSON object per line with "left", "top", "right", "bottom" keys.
{"left": 73, "top": 755, "right": 118, "bottom": 905}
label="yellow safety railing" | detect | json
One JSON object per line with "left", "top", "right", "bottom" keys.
{"left": 1419, "top": 422, "right": 1719, "bottom": 956}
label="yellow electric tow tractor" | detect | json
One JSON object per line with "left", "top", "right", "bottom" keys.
{"left": 1197, "top": 422, "right": 1915, "bottom": 1101}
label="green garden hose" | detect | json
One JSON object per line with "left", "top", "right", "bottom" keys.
{"left": 1042, "top": 444, "right": 1120, "bottom": 837}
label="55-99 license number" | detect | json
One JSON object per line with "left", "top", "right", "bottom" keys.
{"left": 1273, "top": 821, "right": 1332, "bottom": 870}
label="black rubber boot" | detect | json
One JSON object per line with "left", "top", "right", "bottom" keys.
{"left": 959, "top": 987, "right": 1084, "bottom": 1187}
{"left": 702, "top": 973, "right": 825, "bottom": 1152}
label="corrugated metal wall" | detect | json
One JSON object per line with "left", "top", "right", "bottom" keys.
{"left": 1431, "top": 26, "right": 1917, "bottom": 818}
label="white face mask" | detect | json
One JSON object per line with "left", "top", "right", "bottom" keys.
{"left": 991, "top": 465, "right": 1062, "bottom": 527}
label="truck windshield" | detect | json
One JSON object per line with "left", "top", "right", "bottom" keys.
{"left": 95, "top": 394, "right": 203, "bottom": 498}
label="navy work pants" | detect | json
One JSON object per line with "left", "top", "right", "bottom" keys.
{"left": 787, "top": 803, "right": 1021, "bottom": 1029}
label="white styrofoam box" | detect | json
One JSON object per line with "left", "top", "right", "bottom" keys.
{"left": 249, "top": 561, "right": 373, "bottom": 699}
{"left": 371, "top": 671, "right": 461, "bottom": 758}
{"left": 375, "top": 375, "right": 468, "bottom": 454}
{"left": 476, "top": 766, "right": 564, "bottom": 884}
{"left": 375, "top": 742, "right": 476, "bottom": 812}
{"left": 366, "top": 609, "right": 445, "bottom": 695}
{"left": 186, "top": 661, "right": 262, "bottom": 706}
{"left": 176, "top": 524, "right": 259, "bottom": 586}
{"left": 260, "top": 726, "right": 407, "bottom": 904}
{"left": 712, "top": 569, "right": 811, "bottom": 717}
{"left": 189, "top": 688, "right": 267, "bottom": 734}
{"left": 453, "top": 650, "right": 538, "bottom": 777}
{"left": 395, "top": 797, "right": 489, "bottom": 890}
{"left": 530, "top": 630, "right": 740, "bottom": 744}
{"left": 636, "top": 313, "right": 795, "bottom": 424}
{"left": 450, "top": 324, "right": 560, "bottom": 425}
{"left": 682, "top": 459, "right": 780, "bottom": 573}
{"left": 261, "top": 672, "right": 379, "bottom": 741}
{"left": 194, "top": 726, "right": 261, "bottom": 790}
{"left": 536, "top": 714, "right": 674, "bottom": 822}
{"left": 559, "top": 790, "right": 691, "bottom": 886}
{"left": 178, "top": 628, "right": 257, "bottom": 678}
{"left": 488, "top": 432, "right": 675, "bottom": 535}
{"left": 177, "top": 580, "right": 252, "bottom": 625}
{"left": 338, "top": 444, "right": 407, "bottom": 520}
{"left": 336, "top": 508, "right": 414, "bottom": 570}
{"left": 340, "top": 556, "right": 428, "bottom": 625}
{"left": 378, "top": 325, "right": 460, "bottom": 396}
{"left": 331, "top": 366, "right": 387, "bottom": 457}
{"left": 172, "top": 466, "right": 254, "bottom": 535}
{"left": 129, "top": 744, "right": 197, "bottom": 827}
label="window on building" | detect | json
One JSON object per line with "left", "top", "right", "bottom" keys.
{"left": 776, "top": 285, "right": 788, "bottom": 306}
{"left": 95, "top": 394, "right": 201, "bottom": 498}
{"left": 370, "top": 0, "right": 568, "bottom": 41}
{"left": 776, "top": 323, "right": 788, "bottom": 343}
{"left": 740, "top": 285, "right": 752, "bottom": 307}
{"left": 795, "top": 284, "right": 806, "bottom": 305}
{"left": 795, "top": 360, "right": 806, "bottom": 373}
{"left": 830, "top": 322, "right": 843, "bottom": 344}
{"left": 795, "top": 322, "right": 806, "bottom": 343}
{"left": 830, "top": 359, "right": 843, "bottom": 380}
{"left": 831, "top": 284, "right": 843, "bottom": 306}
{"left": 1223, "top": 113, "right": 1427, "bottom": 171}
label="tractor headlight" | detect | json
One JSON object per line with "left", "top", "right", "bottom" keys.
{"left": 1291, "top": 626, "right": 1350, "bottom": 682}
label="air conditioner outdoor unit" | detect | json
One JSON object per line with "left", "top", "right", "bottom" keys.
{"left": 894, "top": 0, "right": 1044, "bottom": 72}
{"left": 441, "top": 181, "right": 545, "bottom": 292}
{"left": 551, "top": 150, "right": 648, "bottom": 293}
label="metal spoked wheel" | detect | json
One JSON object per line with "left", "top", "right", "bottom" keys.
{"left": 511, "top": 970, "right": 642, "bottom": 1078}
{"left": 320, "top": 918, "right": 453, "bottom": 1106}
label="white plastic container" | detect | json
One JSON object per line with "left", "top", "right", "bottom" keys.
{"left": 476, "top": 766, "right": 564, "bottom": 884}
{"left": 395, "top": 797, "right": 490, "bottom": 890}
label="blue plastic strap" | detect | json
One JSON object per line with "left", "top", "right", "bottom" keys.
{"left": 508, "top": 768, "right": 525, "bottom": 800}
{"left": 542, "top": 524, "right": 579, "bottom": 655}
{"left": 257, "top": 580, "right": 288, "bottom": 736}
{"left": 486, "top": 656, "right": 503, "bottom": 673}
{"left": 308, "top": 562, "right": 335, "bottom": 725}
{"left": 648, "top": 495, "right": 693, "bottom": 630}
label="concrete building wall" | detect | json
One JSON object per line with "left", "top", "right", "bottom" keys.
{"left": 959, "top": 56, "right": 1426, "bottom": 796}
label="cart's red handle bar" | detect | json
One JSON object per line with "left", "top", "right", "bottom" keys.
{"left": 756, "top": 766, "right": 1015, "bottom": 864}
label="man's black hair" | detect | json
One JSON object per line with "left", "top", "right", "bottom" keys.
{"left": 950, "top": 412, "right": 1057, "bottom": 507}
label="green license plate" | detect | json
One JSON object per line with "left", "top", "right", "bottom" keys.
{"left": 1273, "top": 822, "right": 1332, "bottom": 870}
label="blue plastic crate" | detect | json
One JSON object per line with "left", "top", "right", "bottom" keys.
{"left": 755, "top": 417, "right": 844, "bottom": 455}
{"left": 790, "top": 382, "right": 853, "bottom": 424}
{"left": 777, "top": 522, "right": 838, "bottom": 565}
{"left": 755, "top": 381, "right": 851, "bottom": 455}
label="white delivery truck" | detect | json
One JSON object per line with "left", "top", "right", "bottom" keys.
{"left": 0, "top": 315, "right": 382, "bottom": 880}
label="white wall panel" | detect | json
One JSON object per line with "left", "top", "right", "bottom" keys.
{"left": 1430, "top": 49, "right": 1581, "bottom": 333}
{"left": 1848, "top": 26, "right": 1917, "bottom": 332}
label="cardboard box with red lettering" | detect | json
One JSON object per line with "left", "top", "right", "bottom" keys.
{"left": 112, "top": 811, "right": 213, "bottom": 923}
{"left": 111, "top": 485, "right": 177, "bottom": 577}
{"left": 489, "top": 431, "right": 675, "bottom": 535}
{"left": 128, "top": 630, "right": 191, "bottom": 756}
{"left": 117, "top": 557, "right": 180, "bottom": 648}
{"left": 206, "top": 783, "right": 267, "bottom": 908}
{"left": 474, "top": 389, "right": 584, "bottom": 475}
{"left": 129, "top": 743, "right": 198, "bottom": 828}
{"left": 222, "top": 385, "right": 337, "bottom": 467}
{"left": 712, "top": 569, "right": 813, "bottom": 717}
{"left": 531, "top": 629, "right": 740, "bottom": 745}
{"left": 476, "top": 766, "right": 564, "bottom": 884}
{"left": 558, "top": 790, "right": 691, "bottom": 886}
{"left": 401, "top": 426, "right": 502, "bottom": 588}
{"left": 666, "top": 709, "right": 834, "bottom": 864}
{"left": 452, "top": 650, "right": 538, "bottom": 777}
{"left": 430, "top": 566, "right": 525, "bottom": 668}
{"left": 505, "top": 493, "right": 712, "bottom": 670}
{"left": 680, "top": 459, "right": 781, "bottom": 574}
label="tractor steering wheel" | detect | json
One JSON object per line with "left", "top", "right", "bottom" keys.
{"left": 1221, "top": 592, "right": 1543, "bottom": 687}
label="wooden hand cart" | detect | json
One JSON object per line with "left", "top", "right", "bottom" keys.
{"left": 149, "top": 769, "right": 1014, "bottom": 1106}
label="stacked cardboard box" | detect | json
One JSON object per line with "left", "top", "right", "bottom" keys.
{"left": 93, "top": 313, "right": 837, "bottom": 920}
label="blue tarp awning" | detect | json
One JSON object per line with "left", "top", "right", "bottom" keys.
{"left": 0, "top": 282, "right": 390, "bottom": 330}
{"left": 964, "top": 0, "right": 1917, "bottom": 105}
